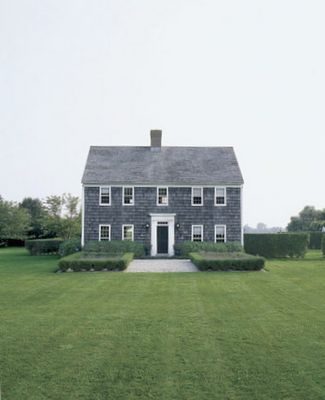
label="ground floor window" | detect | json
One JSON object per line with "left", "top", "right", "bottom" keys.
{"left": 192, "top": 225, "right": 203, "bottom": 242}
{"left": 122, "top": 225, "right": 134, "bottom": 241}
{"left": 215, "top": 225, "right": 226, "bottom": 243}
{"left": 99, "top": 224, "right": 110, "bottom": 241}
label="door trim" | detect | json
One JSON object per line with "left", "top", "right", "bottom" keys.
{"left": 150, "top": 214, "right": 175, "bottom": 256}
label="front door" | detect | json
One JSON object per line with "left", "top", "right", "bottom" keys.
{"left": 157, "top": 226, "right": 168, "bottom": 254}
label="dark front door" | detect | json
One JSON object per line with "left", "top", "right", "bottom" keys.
{"left": 157, "top": 226, "right": 168, "bottom": 254}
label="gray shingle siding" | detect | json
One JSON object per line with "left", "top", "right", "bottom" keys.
{"left": 83, "top": 186, "right": 242, "bottom": 244}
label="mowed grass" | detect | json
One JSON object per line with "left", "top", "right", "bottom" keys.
{"left": 1, "top": 249, "right": 325, "bottom": 400}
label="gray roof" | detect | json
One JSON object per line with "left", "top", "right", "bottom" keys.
{"left": 82, "top": 146, "right": 244, "bottom": 185}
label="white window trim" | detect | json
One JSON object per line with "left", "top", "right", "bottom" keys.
{"left": 191, "top": 187, "right": 203, "bottom": 206}
{"left": 191, "top": 225, "right": 204, "bottom": 242}
{"left": 122, "top": 224, "right": 134, "bottom": 241}
{"left": 122, "top": 186, "right": 134, "bottom": 206}
{"left": 215, "top": 186, "right": 227, "bottom": 206}
{"left": 214, "top": 225, "right": 227, "bottom": 243}
{"left": 99, "top": 186, "right": 111, "bottom": 206}
{"left": 99, "top": 224, "right": 111, "bottom": 241}
{"left": 157, "top": 186, "right": 169, "bottom": 206}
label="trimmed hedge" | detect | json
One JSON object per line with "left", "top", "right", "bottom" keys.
{"left": 59, "top": 239, "right": 82, "bottom": 257}
{"left": 174, "top": 241, "right": 243, "bottom": 257}
{"left": 244, "top": 233, "right": 308, "bottom": 258}
{"left": 189, "top": 252, "right": 265, "bottom": 271}
{"left": 84, "top": 240, "right": 148, "bottom": 257}
{"left": 0, "top": 239, "right": 25, "bottom": 247}
{"left": 58, "top": 252, "right": 133, "bottom": 272}
{"left": 322, "top": 236, "right": 325, "bottom": 257}
{"left": 309, "top": 232, "right": 325, "bottom": 250}
{"left": 25, "top": 239, "right": 63, "bottom": 255}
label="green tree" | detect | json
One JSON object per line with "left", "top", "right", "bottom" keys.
{"left": 19, "top": 197, "right": 46, "bottom": 238}
{"left": 60, "top": 194, "right": 81, "bottom": 239}
{"left": 43, "top": 195, "right": 64, "bottom": 238}
{"left": 287, "top": 206, "right": 325, "bottom": 231}
{"left": 0, "top": 196, "right": 31, "bottom": 239}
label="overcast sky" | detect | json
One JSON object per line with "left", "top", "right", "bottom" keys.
{"left": 1, "top": 0, "right": 324, "bottom": 227}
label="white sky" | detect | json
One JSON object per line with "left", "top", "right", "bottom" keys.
{"left": 1, "top": 0, "right": 324, "bottom": 227}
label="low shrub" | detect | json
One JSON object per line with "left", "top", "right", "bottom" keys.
{"left": 84, "top": 240, "right": 146, "bottom": 258}
{"left": 322, "top": 236, "right": 325, "bottom": 257}
{"left": 0, "top": 239, "right": 25, "bottom": 247}
{"left": 25, "top": 239, "right": 63, "bottom": 255}
{"left": 308, "top": 232, "right": 325, "bottom": 250}
{"left": 59, "top": 239, "right": 82, "bottom": 257}
{"left": 244, "top": 233, "right": 309, "bottom": 258}
{"left": 174, "top": 241, "right": 243, "bottom": 257}
{"left": 189, "top": 252, "right": 265, "bottom": 271}
{"left": 58, "top": 252, "right": 133, "bottom": 272}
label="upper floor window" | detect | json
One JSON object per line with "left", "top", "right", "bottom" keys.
{"left": 99, "top": 224, "right": 111, "bottom": 241}
{"left": 215, "top": 187, "right": 226, "bottom": 206}
{"left": 192, "top": 225, "right": 203, "bottom": 242}
{"left": 215, "top": 225, "right": 226, "bottom": 243}
{"left": 122, "top": 225, "right": 134, "bottom": 241}
{"left": 191, "top": 187, "right": 203, "bottom": 206}
{"left": 157, "top": 187, "right": 168, "bottom": 205}
{"left": 123, "top": 187, "right": 134, "bottom": 205}
{"left": 100, "top": 186, "right": 111, "bottom": 205}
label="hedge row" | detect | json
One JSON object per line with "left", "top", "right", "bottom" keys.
{"left": 189, "top": 252, "right": 265, "bottom": 271}
{"left": 308, "top": 232, "right": 325, "bottom": 249}
{"left": 58, "top": 239, "right": 82, "bottom": 257}
{"left": 0, "top": 239, "right": 25, "bottom": 247}
{"left": 174, "top": 241, "right": 243, "bottom": 257}
{"left": 244, "top": 233, "right": 309, "bottom": 258}
{"left": 322, "top": 236, "right": 325, "bottom": 257}
{"left": 58, "top": 252, "right": 133, "bottom": 272}
{"left": 84, "top": 240, "right": 149, "bottom": 257}
{"left": 25, "top": 239, "right": 64, "bottom": 255}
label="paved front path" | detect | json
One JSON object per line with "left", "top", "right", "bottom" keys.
{"left": 126, "top": 259, "right": 198, "bottom": 273}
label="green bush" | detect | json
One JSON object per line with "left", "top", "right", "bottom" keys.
{"left": 58, "top": 252, "right": 133, "bottom": 272}
{"left": 58, "top": 239, "right": 82, "bottom": 257}
{"left": 244, "top": 233, "right": 309, "bottom": 258}
{"left": 25, "top": 239, "right": 63, "bottom": 255}
{"left": 174, "top": 241, "right": 243, "bottom": 257}
{"left": 189, "top": 252, "right": 265, "bottom": 271}
{"left": 322, "top": 236, "right": 325, "bottom": 257}
{"left": 308, "top": 232, "right": 325, "bottom": 249}
{"left": 84, "top": 240, "right": 146, "bottom": 258}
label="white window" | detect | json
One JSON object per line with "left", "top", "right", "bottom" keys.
{"left": 157, "top": 187, "right": 168, "bottom": 205}
{"left": 99, "top": 224, "right": 111, "bottom": 241}
{"left": 191, "top": 187, "right": 203, "bottom": 206}
{"left": 215, "top": 187, "right": 226, "bottom": 206}
{"left": 215, "top": 225, "right": 226, "bottom": 243}
{"left": 123, "top": 187, "right": 134, "bottom": 205}
{"left": 192, "top": 225, "right": 203, "bottom": 242}
{"left": 122, "top": 225, "right": 134, "bottom": 241}
{"left": 100, "top": 186, "right": 111, "bottom": 205}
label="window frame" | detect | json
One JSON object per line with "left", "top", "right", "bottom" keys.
{"left": 122, "top": 186, "right": 134, "bottom": 206}
{"left": 191, "top": 187, "right": 203, "bottom": 206}
{"left": 99, "top": 224, "right": 111, "bottom": 241}
{"left": 157, "top": 186, "right": 169, "bottom": 206}
{"left": 214, "top": 225, "right": 226, "bottom": 243}
{"left": 191, "top": 225, "right": 204, "bottom": 242}
{"left": 99, "top": 186, "right": 111, "bottom": 206}
{"left": 215, "top": 187, "right": 227, "bottom": 206}
{"left": 122, "top": 224, "right": 134, "bottom": 241}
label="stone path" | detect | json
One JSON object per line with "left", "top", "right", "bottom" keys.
{"left": 125, "top": 259, "right": 198, "bottom": 273}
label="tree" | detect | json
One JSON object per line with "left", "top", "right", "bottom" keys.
{"left": 0, "top": 196, "right": 31, "bottom": 239}
{"left": 19, "top": 197, "right": 46, "bottom": 238}
{"left": 287, "top": 206, "right": 325, "bottom": 231}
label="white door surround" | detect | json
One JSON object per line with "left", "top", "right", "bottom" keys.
{"left": 150, "top": 213, "right": 175, "bottom": 256}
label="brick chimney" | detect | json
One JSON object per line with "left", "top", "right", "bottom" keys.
{"left": 150, "top": 130, "right": 162, "bottom": 151}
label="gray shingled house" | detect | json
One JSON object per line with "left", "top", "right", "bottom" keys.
{"left": 81, "top": 130, "right": 244, "bottom": 256}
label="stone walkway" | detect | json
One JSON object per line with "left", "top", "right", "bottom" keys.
{"left": 125, "top": 259, "right": 198, "bottom": 273}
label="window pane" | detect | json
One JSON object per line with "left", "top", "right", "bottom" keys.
{"left": 215, "top": 188, "right": 225, "bottom": 205}
{"left": 192, "top": 188, "right": 202, "bottom": 205}
{"left": 215, "top": 226, "right": 225, "bottom": 242}
{"left": 123, "top": 225, "right": 133, "bottom": 241}
{"left": 193, "top": 188, "right": 201, "bottom": 197}
{"left": 100, "top": 225, "right": 110, "bottom": 240}
{"left": 100, "top": 187, "right": 110, "bottom": 204}
{"left": 192, "top": 226, "right": 203, "bottom": 241}
{"left": 123, "top": 187, "right": 134, "bottom": 204}
{"left": 158, "top": 187, "right": 168, "bottom": 204}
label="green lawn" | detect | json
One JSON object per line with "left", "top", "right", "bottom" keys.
{"left": 1, "top": 248, "right": 325, "bottom": 400}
